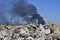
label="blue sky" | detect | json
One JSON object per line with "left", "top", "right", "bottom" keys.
{"left": 27, "top": 0, "right": 60, "bottom": 24}
{"left": 0, "top": 0, "right": 60, "bottom": 24}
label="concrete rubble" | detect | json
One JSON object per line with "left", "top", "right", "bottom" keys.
{"left": 0, "top": 24, "right": 60, "bottom": 40}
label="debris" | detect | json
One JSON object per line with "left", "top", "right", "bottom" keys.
{"left": 0, "top": 24, "right": 60, "bottom": 40}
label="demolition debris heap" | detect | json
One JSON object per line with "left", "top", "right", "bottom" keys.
{"left": 0, "top": 24, "right": 60, "bottom": 40}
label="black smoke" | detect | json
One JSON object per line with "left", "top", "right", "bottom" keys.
{"left": 13, "top": 0, "right": 27, "bottom": 17}
{"left": 12, "top": 0, "right": 45, "bottom": 25}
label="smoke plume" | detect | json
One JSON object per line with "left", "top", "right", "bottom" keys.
{"left": 13, "top": 0, "right": 45, "bottom": 25}
{"left": 0, "top": 0, "right": 45, "bottom": 24}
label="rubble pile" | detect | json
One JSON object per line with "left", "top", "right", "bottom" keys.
{"left": 0, "top": 24, "right": 60, "bottom": 40}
